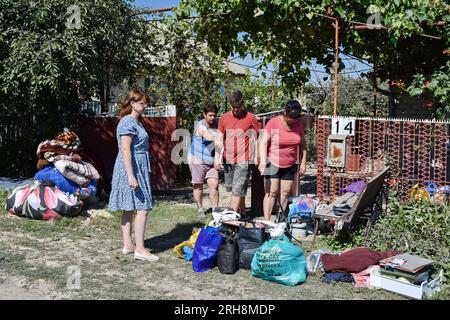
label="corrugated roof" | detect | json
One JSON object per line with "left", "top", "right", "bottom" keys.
{"left": 224, "top": 60, "right": 247, "bottom": 75}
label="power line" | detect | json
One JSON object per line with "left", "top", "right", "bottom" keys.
{"left": 133, "top": 7, "right": 176, "bottom": 15}
{"left": 133, "top": 6, "right": 445, "bottom": 41}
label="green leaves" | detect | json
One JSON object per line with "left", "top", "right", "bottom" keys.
{"left": 184, "top": 0, "right": 449, "bottom": 107}
{"left": 0, "top": 0, "right": 149, "bottom": 176}
{"left": 366, "top": 197, "right": 450, "bottom": 282}
{"left": 335, "top": 7, "right": 347, "bottom": 19}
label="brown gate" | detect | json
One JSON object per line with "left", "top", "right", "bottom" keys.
{"left": 78, "top": 116, "right": 177, "bottom": 192}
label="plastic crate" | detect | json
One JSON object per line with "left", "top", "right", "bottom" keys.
{"left": 370, "top": 268, "right": 444, "bottom": 300}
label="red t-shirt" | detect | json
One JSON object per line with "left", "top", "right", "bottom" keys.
{"left": 218, "top": 111, "right": 261, "bottom": 164}
{"left": 264, "top": 115, "right": 304, "bottom": 168}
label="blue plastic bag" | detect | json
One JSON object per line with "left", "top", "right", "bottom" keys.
{"left": 182, "top": 246, "right": 194, "bottom": 261}
{"left": 192, "top": 226, "right": 223, "bottom": 272}
{"left": 288, "top": 195, "right": 317, "bottom": 219}
{"left": 35, "top": 165, "right": 80, "bottom": 194}
{"left": 251, "top": 235, "right": 307, "bottom": 286}
{"left": 424, "top": 182, "right": 438, "bottom": 197}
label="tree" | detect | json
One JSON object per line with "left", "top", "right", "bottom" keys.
{"left": 0, "top": 0, "right": 149, "bottom": 177}
{"left": 229, "top": 72, "right": 292, "bottom": 115}
{"left": 305, "top": 76, "right": 389, "bottom": 117}
{"left": 179, "top": 0, "right": 449, "bottom": 115}
{"left": 141, "top": 17, "right": 227, "bottom": 130}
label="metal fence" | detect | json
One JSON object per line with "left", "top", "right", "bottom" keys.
{"left": 80, "top": 101, "right": 176, "bottom": 118}
{"left": 316, "top": 116, "right": 450, "bottom": 203}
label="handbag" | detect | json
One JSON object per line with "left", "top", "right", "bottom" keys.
{"left": 192, "top": 226, "right": 223, "bottom": 272}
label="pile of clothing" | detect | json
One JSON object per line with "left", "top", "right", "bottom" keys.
{"left": 34, "top": 129, "right": 100, "bottom": 199}
{"left": 5, "top": 129, "right": 101, "bottom": 220}
{"left": 306, "top": 247, "right": 401, "bottom": 287}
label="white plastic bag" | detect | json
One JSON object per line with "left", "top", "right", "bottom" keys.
{"left": 209, "top": 209, "right": 241, "bottom": 227}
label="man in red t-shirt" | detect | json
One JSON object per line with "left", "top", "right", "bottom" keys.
{"left": 217, "top": 90, "right": 260, "bottom": 214}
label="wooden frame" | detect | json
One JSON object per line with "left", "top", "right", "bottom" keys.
{"left": 310, "top": 167, "right": 390, "bottom": 249}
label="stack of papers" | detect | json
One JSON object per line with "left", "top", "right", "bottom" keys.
{"left": 379, "top": 253, "right": 433, "bottom": 273}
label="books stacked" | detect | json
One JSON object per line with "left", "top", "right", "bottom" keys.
{"left": 378, "top": 253, "right": 434, "bottom": 285}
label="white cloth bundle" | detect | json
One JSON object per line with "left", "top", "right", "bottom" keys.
{"left": 54, "top": 160, "right": 100, "bottom": 186}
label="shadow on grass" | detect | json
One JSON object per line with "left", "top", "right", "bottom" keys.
{"left": 152, "top": 187, "right": 194, "bottom": 205}
{"left": 144, "top": 221, "right": 204, "bottom": 253}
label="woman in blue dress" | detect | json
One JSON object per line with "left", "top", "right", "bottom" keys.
{"left": 109, "top": 89, "right": 158, "bottom": 262}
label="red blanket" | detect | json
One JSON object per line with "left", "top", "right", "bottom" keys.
{"left": 322, "top": 247, "right": 400, "bottom": 273}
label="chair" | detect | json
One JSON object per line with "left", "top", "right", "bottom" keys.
{"left": 310, "top": 167, "right": 390, "bottom": 249}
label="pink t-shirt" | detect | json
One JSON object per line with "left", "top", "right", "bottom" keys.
{"left": 264, "top": 115, "right": 304, "bottom": 168}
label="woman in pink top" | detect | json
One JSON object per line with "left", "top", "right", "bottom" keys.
{"left": 258, "top": 100, "right": 307, "bottom": 221}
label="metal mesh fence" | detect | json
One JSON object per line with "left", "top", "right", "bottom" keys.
{"left": 317, "top": 116, "right": 450, "bottom": 203}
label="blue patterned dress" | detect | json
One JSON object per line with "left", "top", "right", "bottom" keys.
{"left": 108, "top": 115, "right": 153, "bottom": 211}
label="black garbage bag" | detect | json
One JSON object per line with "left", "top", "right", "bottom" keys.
{"left": 239, "top": 223, "right": 268, "bottom": 244}
{"left": 217, "top": 235, "right": 239, "bottom": 274}
{"left": 236, "top": 222, "right": 268, "bottom": 270}
{"left": 237, "top": 237, "right": 261, "bottom": 270}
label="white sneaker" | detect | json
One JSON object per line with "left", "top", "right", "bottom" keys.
{"left": 134, "top": 251, "right": 159, "bottom": 262}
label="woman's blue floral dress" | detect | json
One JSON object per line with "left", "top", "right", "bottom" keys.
{"left": 108, "top": 115, "right": 152, "bottom": 211}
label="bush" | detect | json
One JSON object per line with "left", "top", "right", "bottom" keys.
{"left": 321, "top": 229, "right": 365, "bottom": 252}
{"left": 319, "top": 191, "right": 449, "bottom": 285}
{"left": 366, "top": 196, "right": 450, "bottom": 281}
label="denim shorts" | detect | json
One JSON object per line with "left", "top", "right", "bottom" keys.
{"left": 223, "top": 161, "right": 251, "bottom": 197}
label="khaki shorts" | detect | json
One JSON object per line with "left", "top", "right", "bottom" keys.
{"left": 224, "top": 161, "right": 251, "bottom": 197}
{"left": 189, "top": 163, "right": 219, "bottom": 184}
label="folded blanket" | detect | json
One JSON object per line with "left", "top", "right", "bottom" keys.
{"left": 321, "top": 247, "right": 400, "bottom": 273}
{"left": 54, "top": 160, "right": 100, "bottom": 182}
{"left": 45, "top": 152, "right": 82, "bottom": 163}
{"left": 37, "top": 159, "right": 50, "bottom": 170}
{"left": 36, "top": 130, "right": 82, "bottom": 159}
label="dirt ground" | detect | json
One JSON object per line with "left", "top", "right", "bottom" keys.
{"left": 0, "top": 168, "right": 411, "bottom": 300}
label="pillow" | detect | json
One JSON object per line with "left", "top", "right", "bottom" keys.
{"left": 6, "top": 181, "right": 83, "bottom": 220}
{"left": 54, "top": 160, "right": 100, "bottom": 181}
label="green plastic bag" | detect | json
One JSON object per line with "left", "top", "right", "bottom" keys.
{"left": 251, "top": 235, "right": 307, "bottom": 286}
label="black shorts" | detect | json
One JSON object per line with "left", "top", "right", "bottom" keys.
{"left": 263, "top": 162, "right": 296, "bottom": 181}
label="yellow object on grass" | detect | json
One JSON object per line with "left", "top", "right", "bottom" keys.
{"left": 173, "top": 229, "right": 200, "bottom": 258}
{"left": 410, "top": 184, "right": 430, "bottom": 202}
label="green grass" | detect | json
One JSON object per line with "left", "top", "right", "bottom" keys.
{"left": 1, "top": 188, "right": 448, "bottom": 300}
{"left": 0, "top": 250, "right": 67, "bottom": 289}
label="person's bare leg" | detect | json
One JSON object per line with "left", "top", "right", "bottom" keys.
{"left": 121, "top": 211, "right": 135, "bottom": 251}
{"left": 192, "top": 183, "right": 204, "bottom": 210}
{"left": 262, "top": 179, "right": 272, "bottom": 221}
{"left": 134, "top": 210, "right": 151, "bottom": 255}
{"left": 230, "top": 195, "right": 241, "bottom": 212}
{"left": 264, "top": 179, "right": 280, "bottom": 221}
{"left": 206, "top": 178, "right": 219, "bottom": 210}
{"left": 280, "top": 179, "right": 294, "bottom": 212}
{"left": 133, "top": 211, "right": 159, "bottom": 261}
